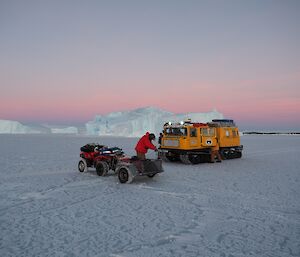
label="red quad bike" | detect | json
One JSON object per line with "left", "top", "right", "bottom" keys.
{"left": 78, "top": 144, "right": 124, "bottom": 176}
{"left": 78, "top": 144, "right": 164, "bottom": 183}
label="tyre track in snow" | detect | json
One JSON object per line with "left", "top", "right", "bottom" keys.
{"left": 0, "top": 175, "right": 129, "bottom": 257}
{"left": 120, "top": 183, "right": 207, "bottom": 255}
{"left": 0, "top": 172, "right": 101, "bottom": 214}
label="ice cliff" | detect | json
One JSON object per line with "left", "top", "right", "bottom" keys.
{"left": 0, "top": 120, "right": 39, "bottom": 134}
{"left": 1, "top": 107, "right": 224, "bottom": 136}
{"left": 51, "top": 127, "right": 79, "bottom": 134}
{"left": 0, "top": 120, "right": 78, "bottom": 134}
{"left": 85, "top": 107, "right": 224, "bottom": 137}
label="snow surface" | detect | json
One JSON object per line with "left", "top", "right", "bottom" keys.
{"left": 0, "top": 134, "right": 299, "bottom": 257}
{"left": 86, "top": 106, "right": 224, "bottom": 137}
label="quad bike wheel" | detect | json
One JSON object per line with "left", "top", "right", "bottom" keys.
{"left": 118, "top": 167, "right": 133, "bottom": 184}
{"left": 96, "top": 161, "right": 109, "bottom": 176}
{"left": 78, "top": 159, "right": 87, "bottom": 172}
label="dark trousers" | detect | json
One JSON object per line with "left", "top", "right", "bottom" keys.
{"left": 211, "top": 150, "right": 222, "bottom": 162}
{"left": 136, "top": 151, "right": 146, "bottom": 160}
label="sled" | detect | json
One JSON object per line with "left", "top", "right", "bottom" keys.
{"left": 115, "top": 158, "right": 164, "bottom": 184}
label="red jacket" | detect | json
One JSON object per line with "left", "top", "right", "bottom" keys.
{"left": 135, "top": 132, "right": 157, "bottom": 154}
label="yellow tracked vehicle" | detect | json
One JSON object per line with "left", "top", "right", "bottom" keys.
{"left": 158, "top": 119, "right": 243, "bottom": 164}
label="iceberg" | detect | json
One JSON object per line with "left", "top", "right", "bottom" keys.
{"left": 51, "top": 126, "right": 79, "bottom": 134}
{"left": 86, "top": 106, "right": 224, "bottom": 137}
{"left": 0, "top": 120, "right": 79, "bottom": 134}
{"left": 0, "top": 119, "right": 39, "bottom": 134}
{"left": 1, "top": 107, "right": 224, "bottom": 136}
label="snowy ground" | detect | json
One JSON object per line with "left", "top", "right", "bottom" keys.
{"left": 0, "top": 134, "right": 299, "bottom": 257}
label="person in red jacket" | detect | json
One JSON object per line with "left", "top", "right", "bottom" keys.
{"left": 135, "top": 132, "right": 157, "bottom": 160}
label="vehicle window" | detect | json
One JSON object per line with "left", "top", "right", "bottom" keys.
{"left": 164, "top": 127, "right": 187, "bottom": 136}
{"left": 232, "top": 129, "right": 239, "bottom": 137}
{"left": 190, "top": 128, "right": 197, "bottom": 137}
{"left": 225, "top": 130, "right": 230, "bottom": 137}
{"left": 180, "top": 128, "right": 187, "bottom": 135}
{"left": 201, "top": 128, "right": 215, "bottom": 136}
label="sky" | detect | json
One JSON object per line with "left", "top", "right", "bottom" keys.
{"left": 0, "top": 0, "right": 299, "bottom": 131}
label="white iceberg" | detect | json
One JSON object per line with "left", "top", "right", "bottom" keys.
{"left": 51, "top": 126, "right": 79, "bottom": 134}
{"left": 86, "top": 106, "right": 224, "bottom": 137}
{"left": 0, "top": 119, "right": 39, "bottom": 134}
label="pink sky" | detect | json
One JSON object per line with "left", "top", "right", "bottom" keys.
{"left": 1, "top": 73, "right": 299, "bottom": 130}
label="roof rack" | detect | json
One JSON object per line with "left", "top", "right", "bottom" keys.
{"left": 210, "top": 119, "right": 236, "bottom": 127}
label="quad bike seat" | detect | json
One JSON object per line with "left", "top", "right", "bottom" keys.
{"left": 80, "top": 144, "right": 106, "bottom": 153}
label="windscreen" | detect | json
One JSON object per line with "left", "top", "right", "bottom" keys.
{"left": 164, "top": 127, "right": 187, "bottom": 136}
{"left": 200, "top": 128, "right": 215, "bottom": 136}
